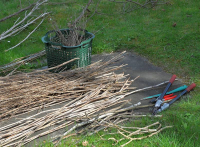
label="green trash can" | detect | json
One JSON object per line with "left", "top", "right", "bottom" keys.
{"left": 42, "top": 29, "right": 95, "bottom": 72}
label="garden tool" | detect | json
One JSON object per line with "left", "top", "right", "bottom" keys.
{"left": 141, "top": 85, "right": 187, "bottom": 100}
{"left": 152, "top": 75, "right": 177, "bottom": 115}
{"left": 156, "top": 83, "right": 196, "bottom": 114}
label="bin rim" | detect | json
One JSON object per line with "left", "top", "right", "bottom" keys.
{"left": 41, "top": 28, "right": 95, "bottom": 49}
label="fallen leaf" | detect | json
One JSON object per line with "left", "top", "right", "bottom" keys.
{"left": 82, "top": 140, "right": 89, "bottom": 146}
{"left": 172, "top": 23, "right": 177, "bottom": 27}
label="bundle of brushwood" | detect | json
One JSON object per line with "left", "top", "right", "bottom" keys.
{"left": 0, "top": 52, "right": 129, "bottom": 120}
{"left": 0, "top": 52, "right": 171, "bottom": 147}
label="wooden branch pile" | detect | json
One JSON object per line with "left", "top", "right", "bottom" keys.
{"left": 0, "top": 52, "right": 122, "bottom": 119}
{"left": 0, "top": 52, "right": 171, "bottom": 146}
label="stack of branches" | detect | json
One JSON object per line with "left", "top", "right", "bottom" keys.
{"left": 0, "top": 51, "right": 130, "bottom": 120}
{"left": 0, "top": 52, "right": 172, "bottom": 146}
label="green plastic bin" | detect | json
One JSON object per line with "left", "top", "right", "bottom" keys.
{"left": 42, "top": 29, "right": 95, "bottom": 72}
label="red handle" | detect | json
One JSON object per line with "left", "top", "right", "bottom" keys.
{"left": 186, "top": 83, "right": 196, "bottom": 92}
{"left": 164, "top": 95, "right": 177, "bottom": 101}
{"left": 169, "top": 75, "right": 176, "bottom": 83}
{"left": 164, "top": 94, "right": 174, "bottom": 98}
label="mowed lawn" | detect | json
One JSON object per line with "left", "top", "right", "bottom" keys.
{"left": 0, "top": 0, "right": 199, "bottom": 146}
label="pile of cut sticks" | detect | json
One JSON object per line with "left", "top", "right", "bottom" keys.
{"left": 0, "top": 52, "right": 171, "bottom": 146}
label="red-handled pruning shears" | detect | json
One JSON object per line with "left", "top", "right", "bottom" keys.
{"left": 152, "top": 75, "right": 196, "bottom": 115}
{"left": 156, "top": 83, "right": 196, "bottom": 113}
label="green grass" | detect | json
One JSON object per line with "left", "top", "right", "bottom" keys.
{"left": 0, "top": 0, "right": 200, "bottom": 146}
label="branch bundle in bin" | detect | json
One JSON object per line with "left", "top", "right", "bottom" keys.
{"left": 50, "top": 0, "right": 93, "bottom": 46}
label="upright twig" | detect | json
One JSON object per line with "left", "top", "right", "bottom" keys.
{"left": 72, "top": 0, "right": 93, "bottom": 26}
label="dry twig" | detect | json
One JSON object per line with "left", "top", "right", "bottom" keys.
{"left": 5, "top": 18, "right": 45, "bottom": 52}
{"left": 0, "top": 4, "right": 35, "bottom": 22}
{"left": 0, "top": 50, "right": 46, "bottom": 74}
{"left": 0, "top": 0, "right": 48, "bottom": 42}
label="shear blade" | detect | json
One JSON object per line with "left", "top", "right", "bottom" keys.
{"left": 152, "top": 108, "right": 158, "bottom": 115}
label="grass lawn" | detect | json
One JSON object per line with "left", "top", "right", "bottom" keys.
{"left": 0, "top": 0, "right": 199, "bottom": 146}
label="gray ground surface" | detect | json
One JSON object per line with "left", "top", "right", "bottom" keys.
{"left": 92, "top": 52, "right": 183, "bottom": 112}
{"left": 0, "top": 51, "right": 183, "bottom": 146}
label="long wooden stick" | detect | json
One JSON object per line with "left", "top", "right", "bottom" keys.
{"left": 5, "top": 19, "right": 44, "bottom": 52}
{"left": 0, "top": 4, "right": 35, "bottom": 22}
{"left": 0, "top": 0, "right": 48, "bottom": 41}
